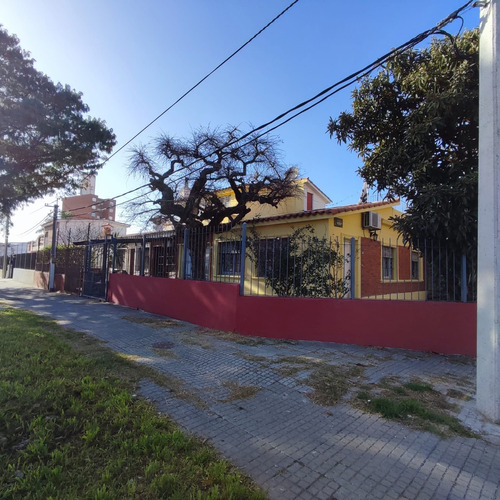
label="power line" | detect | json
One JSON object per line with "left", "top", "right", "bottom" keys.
{"left": 63, "top": 0, "right": 476, "bottom": 217}
{"left": 102, "top": 0, "right": 300, "bottom": 165}
{"left": 129, "top": 0, "right": 476, "bottom": 189}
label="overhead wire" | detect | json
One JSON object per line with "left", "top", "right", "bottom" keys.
{"left": 101, "top": 0, "right": 301, "bottom": 165}
{"left": 63, "top": 0, "right": 476, "bottom": 219}
{"left": 59, "top": 0, "right": 301, "bottom": 217}
{"left": 128, "top": 0, "right": 477, "bottom": 190}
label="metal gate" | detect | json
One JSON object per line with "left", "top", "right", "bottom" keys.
{"left": 82, "top": 239, "right": 114, "bottom": 299}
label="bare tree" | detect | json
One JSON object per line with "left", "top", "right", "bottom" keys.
{"left": 128, "top": 126, "right": 298, "bottom": 280}
{"left": 129, "top": 126, "right": 298, "bottom": 229}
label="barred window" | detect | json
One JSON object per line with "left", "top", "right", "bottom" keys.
{"left": 257, "top": 238, "right": 289, "bottom": 278}
{"left": 382, "top": 246, "right": 395, "bottom": 280}
{"left": 411, "top": 251, "right": 420, "bottom": 280}
{"left": 218, "top": 241, "right": 241, "bottom": 276}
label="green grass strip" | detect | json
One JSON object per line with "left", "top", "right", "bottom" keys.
{"left": 0, "top": 308, "right": 265, "bottom": 499}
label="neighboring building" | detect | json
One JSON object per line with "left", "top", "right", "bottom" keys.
{"left": 41, "top": 175, "right": 129, "bottom": 246}
{"left": 112, "top": 178, "right": 425, "bottom": 300}
{"left": 0, "top": 241, "right": 29, "bottom": 257}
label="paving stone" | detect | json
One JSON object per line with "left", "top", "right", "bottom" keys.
{"left": 1, "top": 279, "right": 500, "bottom": 500}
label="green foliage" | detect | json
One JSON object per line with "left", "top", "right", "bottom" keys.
{"left": 0, "top": 308, "right": 265, "bottom": 499}
{"left": 248, "top": 225, "right": 349, "bottom": 298}
{"left": 329, "top": 30, "right": 479, "bottom": 258}
{"left": 0, "top": 27, "right": 116, "bottom": 217}
{"left": 357, "top": 377, "right": 476, "bottom": 438}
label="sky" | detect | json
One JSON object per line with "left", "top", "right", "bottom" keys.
{"left": 1, "top": 0, "right": 480, "bottom": 241}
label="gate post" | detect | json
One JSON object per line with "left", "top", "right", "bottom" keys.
{"left": 240, "top": 223, "right": 247, "bottom": 295}
{"left": 350, "top": 237, "right": 356, "bottom": 299}
{"left": 182, "top": 228, "right": 190, "bottom": 280}
{"left": 461, "top": 254, "right": 467, "bottom": 303}
{"left": 140, "top": 234, "right": 146, "bottom": 276}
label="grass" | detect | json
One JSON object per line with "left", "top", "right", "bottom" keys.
{"left": 0, "top": 308, "right": 265, "bottom": 499}
{"left": 220, "top": 382, "right": 261, "bottom": 403}
{"left": 306, "top": 364, "right": 365, "bottom": 406}
{"left": 355, "top": 377, "right": 477, "bottom": 439}
{"left": 121, "top": 315, "right": 182, "bottom": 329}
{"left": 273, "top": 356, "right": 325, "bottom": 377}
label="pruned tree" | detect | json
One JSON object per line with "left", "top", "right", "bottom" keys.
{"left": 0, "top": 26, "right": 116, "bottom": 217}
{"left": 130, "top": 126, "right": 298, "bottom": 228}
{"left": 129, "top": 126, "right": 298, "bottom": 279}
{"left": 328, "top": 30, "right": 479, "bottom": 260}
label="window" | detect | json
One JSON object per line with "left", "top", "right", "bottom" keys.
{"left": 257, "top": 237, "right": 289, "bottom": 278}
{"left": 307, "top": 192, "right": 313, "bottom": 211}
{"left": 91, "top": 212, "right": 96, "bottom": 217}
{"left": 411, "top": 251, "right": 420, "bottom": 280}
{"left": 382, "top": 246, "right": 395, "bottom": 280}
{"left": 218, "top": 241, "right": 241, "bottom": 275}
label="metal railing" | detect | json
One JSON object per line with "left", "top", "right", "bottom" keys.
{"left": 97, "top": 224, "right": 477, "bottom": 303}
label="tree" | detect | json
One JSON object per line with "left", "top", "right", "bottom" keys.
{"left": 248, "top": 226, "right": 349, "bottom": 298}
{"left": 130, "top": 126, "right": 297, "bottom": 229}
{"left": 129, "top": 126, "right": 298, "bottom": 279}
{"left": 328, "top": 30, "right": 479, "bottom": 259}
{"left": 0, "top": 26, "right": 116, "bottom": 217}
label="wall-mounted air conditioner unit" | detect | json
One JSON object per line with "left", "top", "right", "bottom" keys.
{"left": 361, "top": 211, "right": 382, "bottom": 230}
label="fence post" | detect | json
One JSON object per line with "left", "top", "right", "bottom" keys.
{"left": 239, "top": 223, "right": 247, "bottom": 296}
{"left": 461, "top": 254, "right": 467, "bottom": 303}
{"left": 182, "top": 228, "right": 190, "bottom": 280}
{"left": 140, "top": 235, "right": 146, "bottom": 276}
{"left": 350, "top": 237, "right": 356, "bottom": 299}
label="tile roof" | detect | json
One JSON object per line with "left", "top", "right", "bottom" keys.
{"left": 246, "top": 199, "right": 399, "bottom": 224}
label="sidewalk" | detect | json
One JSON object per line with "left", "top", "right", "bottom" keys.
{"left": 1, "top": 279, "right": 499, "bottom": 500}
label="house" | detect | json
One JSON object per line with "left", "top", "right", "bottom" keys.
{"left": 41, "top": 175, "right": 129, "bottom": 246}
{"left": 112, "top": 178, "right": 425, "bottom": 300}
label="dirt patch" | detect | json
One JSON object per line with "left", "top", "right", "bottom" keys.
{"left": 220, "top": 381, "right": 261, "bottom": 402}
{"left": 122, "top": 316, "right": 181, "bottom": 329}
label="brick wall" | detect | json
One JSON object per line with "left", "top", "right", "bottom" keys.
{"left": 360, "top": 237, "right": 425, "bottom": 298}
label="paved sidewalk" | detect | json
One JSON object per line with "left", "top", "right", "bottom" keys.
{"left": 1, "top": 279, "right": 500, "bottom": 500}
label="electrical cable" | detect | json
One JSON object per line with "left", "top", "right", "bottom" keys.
{"left": 50, "top": 1, "right": 300, "bottom": 217}
{"left": 101, "top": 0, "right": 300, "bottom": 166}
{"left": 63, "top": 0, "right": 476, "bottom": 218}
{"left": 128, "top": 0, "right": 477, "bottom": 190}
{"left": 17, "top": 213, "right": 52, "bottom": 236}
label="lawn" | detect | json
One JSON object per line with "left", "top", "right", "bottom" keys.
{"left": 0, "top": 307, "right": 265, "bottom": 499}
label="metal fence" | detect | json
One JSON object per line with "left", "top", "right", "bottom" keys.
{"left": 108, "top": 223, "right": 476, "bottom": 303}
{"left": 5, "top": 247, "right": 86, "bottom": 294}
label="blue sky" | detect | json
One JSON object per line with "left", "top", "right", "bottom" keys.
{"left": 2, "top": 0, "right": 479, "bottom": 240}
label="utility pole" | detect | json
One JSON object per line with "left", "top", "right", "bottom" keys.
{"left": 477, "top": 0, "right": 500, "bottom": 423}
{"left": 48, "top": 203, "right": 58, "bottom": 292}
{"left": 2, "top": 215, "right": 9, "bottom": 279}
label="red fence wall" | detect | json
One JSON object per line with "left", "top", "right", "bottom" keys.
{"left": 108, "top": 274, "right": 476, "bottom": 356}
{"left": 108, "top": 274, "right": 239, "bottom": 332}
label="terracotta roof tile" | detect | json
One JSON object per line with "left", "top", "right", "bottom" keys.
{"left": 246, "top": 199, "right": 399, "bottom": 224}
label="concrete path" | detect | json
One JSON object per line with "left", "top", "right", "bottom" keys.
{"left": 1, "top": 279, "right": 499, "bottom": 500}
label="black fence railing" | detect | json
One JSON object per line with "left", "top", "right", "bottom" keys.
{"left": 108, "top": 224, "right": 476, "bottom": 303}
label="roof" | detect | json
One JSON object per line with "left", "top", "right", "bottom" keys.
{"left": 246, "top": 199, "right": 400, "bottom": 224}
{"left": 215, "top": 177, "right": 332, "bottom": 203}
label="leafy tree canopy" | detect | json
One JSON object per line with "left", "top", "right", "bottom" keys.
{"left": 328, "top": 30, "right": 478, "bottom": 257}
{"left": 129, "top": 126, "right": 298, "bottom": 229}
{"left": 0, "top": 26, "right": 116, "bottom": 217}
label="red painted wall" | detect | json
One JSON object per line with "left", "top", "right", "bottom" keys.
{"left": 108, "top": 274, "right": 239, "bottom": 332}
{"left": 108, "top": 274, "right": 476, "bottom": 356}
{"left": 236, "top": 296, "right": 476, "bottom": 356}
